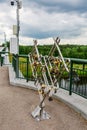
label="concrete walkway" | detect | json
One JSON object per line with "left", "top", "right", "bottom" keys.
{"left": 9, "top": 65, "right": 87, "bottom": 120}
{"left": 0, "top": 66, "right": 87, "bottom": 130}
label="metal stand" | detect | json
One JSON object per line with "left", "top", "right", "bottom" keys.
{"left": 29, "top": 37, "right": 69, "bottom": 121}
{"left": 31, "top": 83, "right": 52, "bottom": 121}
{"left": 31, "top": 106, "right": 51, "bottom": 121}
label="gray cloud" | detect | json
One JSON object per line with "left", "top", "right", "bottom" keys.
{"left": 23, "top": 0, "right": 87, "bottom": 13}
{"left": 21, "top": 0, "right": 87, "bottom": 40}
{"left": 0, "top": 0, "right": 87, "bottom": 44}
{"left": 21, "top": 28, "right": 82, "bottom": 39}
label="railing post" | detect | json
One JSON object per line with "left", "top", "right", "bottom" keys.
{"left": 69, "top": 60, "right": 73, "bottom": 95}
{"left": 0, "top": 52, "right": 1, "bottom": 66}
{"left": 16, "top": 54, "right": 19, "bottom": 78}
{"left": 1, "top": 54, "right": 4, "bottom": 66}
{"left": 12, "top": 54, "right": 16, "bottom": 73}
{"left": 26, "top": 56, "right": 29, "bottom": 82}
{"left": 12, "top": 54, "right": 13, "bottom": 67}
{"left": 1, "top": 56, "right": 3, "bottom": 66}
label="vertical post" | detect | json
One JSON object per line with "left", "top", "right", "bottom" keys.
{"left": 16, "top": 1, "right": 20, "bottom": 78}
{"left": 69, "top": 60, "right": 73, "bottom": 95}
{"left": 10, "top": 1, "right": 22, "bottom": 80}
{"left": 12, "top": 54, "right": 14, "bottom": 68}
{"left": 16, "top": 0, "right": 19, "bottom": 54}
{"left": 26, "top": 56, "right": 29, "bottom": 82}
{"left": 1, "top": 55, "right": 3, "bottom": 66}
{"left": 10, "top": 0, "right": 22, "bottom": 54}
{"left": 16, "top": 54, "right": 19, "bottom": 78}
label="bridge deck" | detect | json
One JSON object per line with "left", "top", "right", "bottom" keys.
{"left": 0, "top": 66, "right": 87, "bottom": 130}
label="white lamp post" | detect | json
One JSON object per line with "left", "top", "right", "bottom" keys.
{"left": 11, "top": 0, "right": 22, "bottom": 54}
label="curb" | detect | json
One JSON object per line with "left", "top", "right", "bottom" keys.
{"left": 8, "top": 65, "right": 87, "bottom": 120}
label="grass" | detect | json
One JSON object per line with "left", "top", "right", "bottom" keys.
{"left": 11, "top": 55, "right": 87, "bottom": 80}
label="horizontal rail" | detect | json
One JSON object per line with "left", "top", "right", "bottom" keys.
{"left": 12, "top": 54, "right": 87, "bottom": 99}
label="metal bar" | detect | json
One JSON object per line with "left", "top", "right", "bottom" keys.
{"left": 48, "top": 44, "right": 55, "bottom": 57}
{"left": 26, "top": 56, "right": 29, "bottom": 82}
{"left": 33, "top": 40, "right": 49, "bottom": 85}
{"left": 48, "top": 37, "right": 60, "bottom": 57}
{"left": 43, "top": 56, "right": 54, "bottom": 86}
{"left": 53, "top": 38, "right": 69, "bottom": 72}
{"left": 16, "top": 54, "right": 19, "bottom": 78}
{"left": 28, "top": 55, "right": 35, "bottom": 78}
{"left": 69, "top": 60, "right": 73, "bottom": 95}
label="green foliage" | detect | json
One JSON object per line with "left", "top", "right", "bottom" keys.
{"left": 19, "top": 44, "right": 87, "bottom": 59}
{"left": 19, "top": 45, "right": 32, "bottom": 54}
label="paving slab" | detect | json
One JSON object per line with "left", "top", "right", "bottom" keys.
{"left": 0, "top": 66, "right": 87, "bottom": 130}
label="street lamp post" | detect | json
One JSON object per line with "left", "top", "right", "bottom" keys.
{"left": 10, "top": 0, "right": 22, "bottom": 78}
{"left": 11, "top": 0, "right": 22, "bottom": 54}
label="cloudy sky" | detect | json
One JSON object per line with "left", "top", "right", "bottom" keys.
{"left": 0, "top": 0, "right": 87, "bottom": 45}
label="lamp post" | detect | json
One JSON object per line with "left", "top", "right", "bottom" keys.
{"left": 11, "top": 0, "right": 22, "bottom": 54}
{"left": 10, "top": 0, "right": 22, "bottom": 78}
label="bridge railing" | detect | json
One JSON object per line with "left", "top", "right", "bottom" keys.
{"left": 0, "top": 47, "right": 9, "bottom": 66}
{"left": 12, "top": 54, "right": 87, "bottom": 99}
{"left": 12, "top": 54, "right": 29, "bottom": 82}
{"left": 60, "top": 58, "right": 87, "bottom": 98}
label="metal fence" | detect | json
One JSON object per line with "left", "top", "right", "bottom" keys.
{"left": 12, "top": 54, "right": 29, "bottom": 82}
{"left": 60, "top": 58, "right": 87, "bottom": 98}
{"left": 12, "top": 54, "right": 87, "bottom": 99}
{"left": 0, "top": 47, "right": 8, "bottom": 66}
